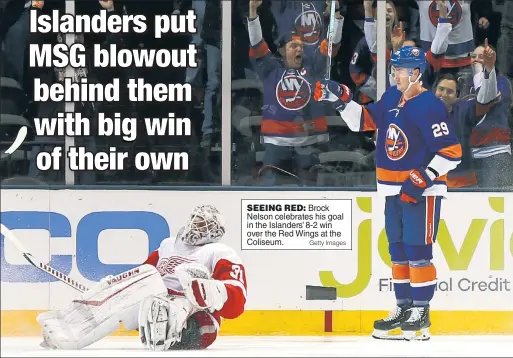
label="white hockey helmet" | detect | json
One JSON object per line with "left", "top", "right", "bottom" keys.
{"left": 181, "top": 205, "right": 225, "bottom": 246}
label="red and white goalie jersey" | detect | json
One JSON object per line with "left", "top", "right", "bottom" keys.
{"left": 144, "top": 236, "right": 247, "bottom": 327}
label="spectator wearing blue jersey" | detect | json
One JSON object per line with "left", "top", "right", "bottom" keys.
{"left": 247, "top": 0, "right": 343, "bottom": 186}
{"left": 434, "top": 73, "right": 477, "bottom": 188}
{"left": 468, "top": 41, "right": 512, "bottom": 188}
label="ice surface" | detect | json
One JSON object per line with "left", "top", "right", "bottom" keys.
{"left": 2, "top": 336, "right": 513, "bottom": 357}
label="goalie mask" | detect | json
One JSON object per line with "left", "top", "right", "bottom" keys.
{"left": 181, "top": 205, "right": 225, "bottom": 246}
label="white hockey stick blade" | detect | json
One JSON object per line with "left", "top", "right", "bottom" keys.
{"left": 0, "top": 223, "right": 88, "bottom": 292}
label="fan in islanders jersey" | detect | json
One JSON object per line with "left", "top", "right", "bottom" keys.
{"left": 247, "top": 0, "right": 343, "bottom": 148}
{"left": 314, "top": 46, "right": 462, "bottom": 341}
{"left": 36, "top": 205, "right": 247, "bottom": 351}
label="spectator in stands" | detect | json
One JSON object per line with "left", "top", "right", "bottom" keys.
{"left": 415, "top": 1, "right": 492, "bottom": 91}
{"left": 421, "top": 0, "right": 462, "bottom": 89}
{"left": 27, "top": 0, "right": 127, "bottom": 185}
{"left": 355, "top": 0, "right": 399, "bottom": 99}
{"left": 247, "top": 0, "right": 343, "bottom": 186}
{"left": 28, "top": 31, "right": 99, "bottom": 185}
{"left": 495, "top": 0, "right": 513, "bottom": 159}
{"left": 434, "top": 73, "right": 478, "bottom": 188}
{"left": 184, "top": 0, "right": 206, "bottom": 87}
{"left": 470, "top": 0, "right": 496, "bottom": 47}
{"left": 363, "top": 0, "right": 415, "bottom": 90}
{"left": 416, "top": 0, "right": 473, "bottom": 71}
{"left": 349, "top": 31, "right": 375, "bottom": 104}
{"left": 414, "top": 0, "right": 492, "bottom": 96}
{"left": 433, "top": 39, "right": 511, "bottom": 189}
{"left": 184, "top": 0, "right": 221, "bottom": 148}
{"left": 199, "top": 0, "right": 221, "bottom": 148}
{"left": 393, "top": 0, "right": 419, "bottom": 41}
{"left": 363, "top": 0, "right": 400, "bottom": 58}
{"left": 1, "top": 0, "right": 43, "bottom": 85}
{"left": 338, "top": 0, "right": 367, "bottom": 84}
{"left": 468, "top": 42, "right": 512, "bottom": 188}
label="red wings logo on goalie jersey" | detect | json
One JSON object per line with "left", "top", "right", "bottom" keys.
{"left": 276, "top": 72, "right": 312, "bottom": 110}
{"left": 385, "top": 124, "right": 409, "bottom": 161}
{"left": 156, "top": 256, "right": 195, "bottom": 276}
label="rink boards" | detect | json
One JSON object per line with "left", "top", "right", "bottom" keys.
{"left": 1, "top": 189, "right": 512, "bottom": 336}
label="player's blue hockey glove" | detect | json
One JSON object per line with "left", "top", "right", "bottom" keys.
{"left": 400, "top": 168, "right": 434, "bottom": 204}
{"left": 314, "top": 79, "right": 352, "bottom": 112}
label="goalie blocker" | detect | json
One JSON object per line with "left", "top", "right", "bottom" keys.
{"left": 36, "top": 205, "right": 247, "bottom": 351}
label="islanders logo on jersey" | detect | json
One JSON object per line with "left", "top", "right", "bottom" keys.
{"left": 294, "top": 3, "right": 323, "bottom": 45}
{"left": 428, "top": 0, "right": 463, "bottom": 27}
{"left": 276, "top": 71, "right": 312, "bottom": 110}
{"left": 385, "top": 123, "right": 409, "bottom": 161}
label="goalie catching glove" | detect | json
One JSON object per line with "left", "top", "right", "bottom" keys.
{"left": 313, "top": 79, "right": 352, "bottom": 111}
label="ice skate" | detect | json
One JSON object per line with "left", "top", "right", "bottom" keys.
{"left": 372, "top": 304, "right": 411, "bottom": 340}
{"left": 402, "top": 305, "right": 431, "bottom": 341}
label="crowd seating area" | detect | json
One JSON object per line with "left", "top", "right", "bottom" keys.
{"left": 1, "top": 0, "right": 512, "bottom": 189}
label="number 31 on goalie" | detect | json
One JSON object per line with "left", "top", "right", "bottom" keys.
{"left": 230, "top": 265, "right": 245, "bottom": 285}
{"left": 432, "top": 122, "right": 449, "bottom": 137}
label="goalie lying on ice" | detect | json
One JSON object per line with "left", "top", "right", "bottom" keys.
{"left": 36, "top": 205, "right": 247, "bottom": 350}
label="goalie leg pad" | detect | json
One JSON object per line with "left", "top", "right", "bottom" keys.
{"left": 138, "top": 295, "right": 172, "bottom": 351}
{"left": 36, "top": 264, "right": 167, "bottom": 350}
{"left": 138, "top": 294, "right": 199, "bottom": 351}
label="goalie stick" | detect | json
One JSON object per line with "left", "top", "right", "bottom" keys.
{"left": 0, "top": 223, "right": 88, "bottom": 293}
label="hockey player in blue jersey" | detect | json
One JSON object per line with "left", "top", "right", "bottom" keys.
{"left": 314, "top": 46, "right": 462, "bottom": 341}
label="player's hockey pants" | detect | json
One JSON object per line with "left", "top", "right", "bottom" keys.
{"left": 384, "top": 195, "right": 442, "bottom": 306}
